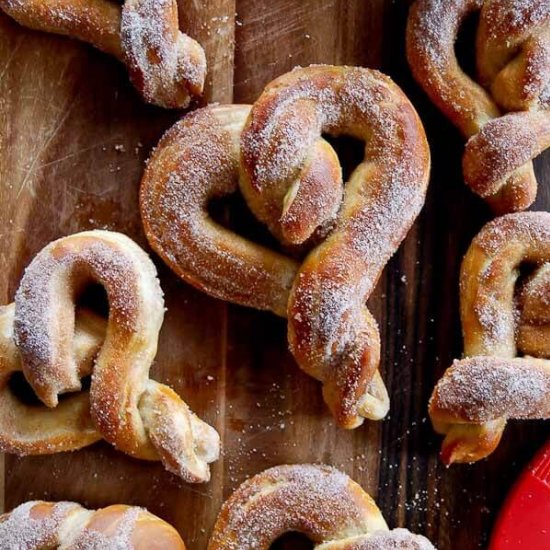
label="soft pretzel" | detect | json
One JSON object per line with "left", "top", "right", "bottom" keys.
{"left": 407, "top": 0, "right": 550, "bottom": 213}
{"left": 429, "top": 212, "right": 550, "bottom": 464}
{"left": 0, "top": 500, "right": 185, "bottom": 548}
{"left": 140, "top": 66, "right": 431, "bottom": 429}
{"left": 208, "top": 464, "right": 436, "bottom": 549}
{"left": 0, "top": 230, "right": 219, "bottom": 482}
{"left": 0, "top": 0, "right": 206, "bottom": 108}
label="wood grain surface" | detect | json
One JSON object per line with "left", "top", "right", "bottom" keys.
{"left": 0, "top": 1, "right": 548, "bottom": 549}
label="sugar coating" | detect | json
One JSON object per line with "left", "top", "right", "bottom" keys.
{"left": 209, "top": 465, "right": 435, "bottom": 549}
{"left": 241, "top": 66, "right": 429, "bottom": 424}
{"left": 0, "top": 0, "right": 206, "bottom": 107}
{"left": 0, "top": 501, "right": 79, "bottom": 549}
{"left": 0, "top": 502, "right": 183, "bottom": 549}
{"left": 4, "top": 231, "right": 218, "bottom": 481}
{"left": 68, "top": 506, "right": 140, "bottom": 549}
{"left": 120, "top": 0, "right": 206, "bottom": 107}
{"left": 461, "top": 212, "right": 550, "bottom": 354}
{"left": 407, "top": 0, "right": 549, "bottom": 212}
{"left": 140, "top": 105, "right": 299, "bottom": 318}
{"left": 434, "top": 357, "right": 550, "bottom": 422}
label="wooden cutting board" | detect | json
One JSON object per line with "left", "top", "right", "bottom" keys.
{"left": 0, "top": 1, "right": 548, "bottom": 549}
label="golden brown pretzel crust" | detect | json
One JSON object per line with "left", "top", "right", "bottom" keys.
{"left": 208, "top": 464, "right": 435, "bottom": 550}
{"left": 407, "top": 0, "right": 550, "bottom": 213}
{"left": 141, "top": 66, "right": 430, "bottom": 429}
{"left": 0, "top": 230, "right": 219, "bottom": 482}
{"left": 241, "top": 66, "right": 430, "bottom": 428}
{"left": 140, "top": 105, "right": 299, "bottom": 318}
{"left": 0, "top": 500, "right": 186, "bottom": 549}
{"left": 517, "top": 263, "right": 550, "bottom": 356}
{"left": 0, "top": 0, "right": 206, "bottom": 108}
{"left": 429, "top": 212, "right": 550, "bottom": 464}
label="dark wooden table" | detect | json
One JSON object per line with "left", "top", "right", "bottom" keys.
{"left": 0, "top": 1, "right": 548, "bottom": 549}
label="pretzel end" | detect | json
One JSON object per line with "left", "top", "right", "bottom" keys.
{"left": 439, "top": 420, "right": 506, "bottom": 465}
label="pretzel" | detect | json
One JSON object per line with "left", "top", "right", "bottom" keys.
{"left": 0, "top": 500, "right": 186, "bottom": 548}
{"left": 407, "top": 0, "right": 550, "bottom": 213}
{"left": 140, "top": 66, "right": 431, "bottom": 429}
{"left": 0, "top": 0, "right": 206, "bottom": 108}
{"left": 208, "top": 464, "right": 436, "bottom": 549}
{"left": 0, "top": 230, "right": 219, "bottom": 482}
{"left": 429, "top": 212, "right": 550, "bottom": 464}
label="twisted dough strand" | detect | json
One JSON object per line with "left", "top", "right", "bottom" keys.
{"left": 241, "top": 66, "right": 431, "bottom": 428}
{"left": 0, "top": 501, "right": 186, "bottom": 549}
{"left": 407, "top": 0, "right": 550, "bottom": 213}
{"left": 0, "top": 230, "right": 219, "bottom": 482}
{"left": 141, "top": 66, "right": 430, "bottom": 429}
{"left": 0, "top": 0, "right": 206, "bottom": 108}
{"left": 208, "top": 464, "right": 435, "bottom": 550}
{"left": 429, "top": 212, "right": 550, "bottom": 464}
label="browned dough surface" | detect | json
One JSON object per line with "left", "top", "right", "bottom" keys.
{"left": 0, "top": 1, "right": 548, "bottom": 549}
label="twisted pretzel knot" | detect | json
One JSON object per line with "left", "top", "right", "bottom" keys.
{"left": 429, "top": 212, "right": 550, "bottom": 464}
{"left": 0, "top": 230, "right": 219, "bottom": 482}
{"left": 140, "top": 66, "right": 431, "bottom": 429}
{"left": 0, "top": 0, "right": 206, "bottom": 108}
{"left": 208, "top": 464, "right": 435, "bottom": 549}
{"left": 407, "top": 0, "right": 550, "bottom": 213}
{"left": 0, "top": 500, "right": 186, "bottom": 549}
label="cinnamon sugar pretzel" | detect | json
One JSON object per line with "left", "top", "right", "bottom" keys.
{"left": 429, "top": 212, "right": 550, "bottom": 464}
{"left": 0, "top": 0, "right": 206, "bottom": 108}
{"left": 0, "top": 230, "right": 219, "bottom": 482}
{"left": 208, "top": 464, "right": 435, "bottom": 549}
{"left": 140, "top": 66, "right": 431, "bottom": 429}
{"left": 0, "top": 500, "right": 186, "bottom": 548}
{"left": 407, "top": 0, "right": 550, "bottom": 213}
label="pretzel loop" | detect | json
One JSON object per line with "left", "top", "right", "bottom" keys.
{"left": 407, "top": 0, "right": 550, "bottom": 213}
{"left": 140, "top": 105, "right": 299, "bottom": 318}
{"left": 0, "top": 231, "right": 219, "bottom": 482}
{"left": 429, "top": 212, "right": 550, "bottom": 464}
{"left": 141, "top": 66, "right": 430, "bottom": 429}
{"left": 208, "top": 464, "right": 435, "bottom": 550}
{"left": 241, "top": 66, "right": 431, "bottom": 427}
